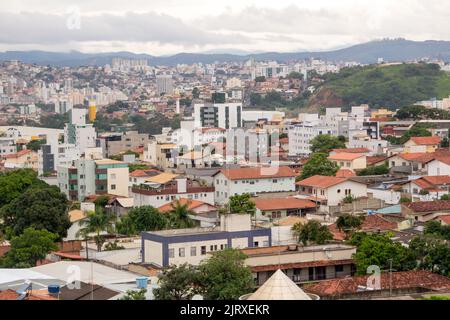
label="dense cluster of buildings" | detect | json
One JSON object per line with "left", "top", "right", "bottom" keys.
{"left": 0, "top": 57, "right": 450, "bottom": 301}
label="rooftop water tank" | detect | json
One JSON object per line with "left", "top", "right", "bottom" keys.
{"left": 48, "top": 285, "right": 60, "bottom": 294}
{"left": 136, "top": 277, "right": 148, "bottom": 290}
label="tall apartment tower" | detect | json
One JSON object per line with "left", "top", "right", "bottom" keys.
{"left": 156, "top": 74, "right": 174, "bottom": 95}
{"left": 194, "top": 102, "right": 243, "bottom": 129}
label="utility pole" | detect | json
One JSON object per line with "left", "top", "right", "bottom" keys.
{"left": 389, "top": 259, "right": 393, "bottom": 297}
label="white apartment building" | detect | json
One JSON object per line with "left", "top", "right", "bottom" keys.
{"left": 193, "top": 102, "right": 243, "bottom": 129}
{"left": 213, "top": 166, "right": 297, "bottom": 205}
{"left": 141, "top": 214, "right": 271, "bottom": 267}
{"left": 132, "top": 178, "right": 215, "bottom": 208}
{"left": 251, "top": 62, "right": 289, "bottom": 79}
{"left": 156, "top": 74, "right": 174, "bottom": 95}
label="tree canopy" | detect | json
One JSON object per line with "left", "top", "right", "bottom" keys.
{"left": 153, "top": 264, "right": 199, "bottom": 300}
{"left": 227, "top": 194, "right": 256, "bottom": 215}
{"left": 198, "top": 249, "right": 254, "bottom": 300}
{"left": 310, "top": 135, "right": 346, "bottom": 154}
{"left": 292, "top": 220, "right": 333, "bottom": 246}
{"left": 300, "top": 153, "right": 339, "bottom": 180}
{"left": 0, "top": 186, "right": 70, "bottom": 240}
{"left": 0, "top": 228, "right": 58, "bottom": 268}
{"left": 117, "top": 206, "right": 168, "bottom": 236}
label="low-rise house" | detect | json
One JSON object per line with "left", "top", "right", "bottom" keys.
{"left": 108, "top": 197, "right": 134, "bottom": 217}
{"left": 402, "top": 200, "right": 450, "bottom": 222}
{"left": 253, "top": 197, "right": 317, "bottom": 221}
{"left": 2, "top": 149, "right": 38, "bottom": 170}
{"left": 242, "top": 244, "right": 356, "bottom": 286}
{"left": 132, "top": 177, "right": 215, "bottom": 208}
{"left": 213, "top": 166, "right": 297, "bottom": 205}
{"left": 141, "top": 214, "right": 271, "bottom": 268}
{"left": 296, "top": 175, "right": 368, "bottom": 212}
{"left": 328, "top": 153, "right": 367, "bottom": 172}
{"left": 399, "top": 176, "right": 450, "bottom": 202}
{"left": 158, "top": 198, "right": 218, "bottom": 227}
{"left": 144, "top": 140, "right": 177, "bottom": 170}
{"left": 404, "top": 136, "right": 441, "bottom": 153}
{"left": 129, "top": 169, "right": 161, "bottom": 186}
{"left": 427, "top": 155, "right": 450, "bottom": 176}
{"left": 328, "top": 214, "right": 398, "bottom": 241}
{"left": 388, "top": 152, "right": 435, "bottom": 174}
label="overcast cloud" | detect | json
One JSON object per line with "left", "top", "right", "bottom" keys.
{"left": 1, "top": 0, "right": 450, "bottom": 55}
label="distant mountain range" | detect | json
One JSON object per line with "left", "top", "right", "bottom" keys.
{"left": 2, "top": 39, "right": 450, "bottom": 67}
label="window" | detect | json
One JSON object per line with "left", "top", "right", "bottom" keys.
{"left": 273, "top": 179, "right": 278, "bottom": 183}
{"left": 190, "top": 247, "right": 197, "bottom": 256}
{"left": 201, "top": 246, "right": 207, "bottom": 255}
{"left": 335, "top": 265, "right": 344, "bottom": 273}
{"left": 216, "top": 179, "right": 220, "bottom": 185}
{"left": 337, "top": 189, "right": 341, "bottom": 194}
{"left": 111, "top": 184, "right": 116, "bottom": 190}
{"left": 253, "top": 241, "right": 259, "bottom": 247}
{"left": 168, "top": 248, "right": 175, "bottom": 258}
{"left": 179, "top": 248, "right": 185, "bottom": 258}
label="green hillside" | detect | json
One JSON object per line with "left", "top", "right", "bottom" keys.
{"left": 311, "top": 63, "right": 450, "bottom": 110}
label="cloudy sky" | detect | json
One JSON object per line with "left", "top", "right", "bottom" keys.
{"left": 0, "top": 0, "right": 449, "bottom": 55}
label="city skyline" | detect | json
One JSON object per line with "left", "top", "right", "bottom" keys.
{"left": 1, "top": 0, "right": 450, "bottom": 55}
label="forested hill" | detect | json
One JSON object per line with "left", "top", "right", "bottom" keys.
{"left": 308, "top": 63, "right": 450, "bottom": 110}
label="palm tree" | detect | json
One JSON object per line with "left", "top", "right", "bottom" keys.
{"left": 77, "top": 208, "right": 116, "bottom": 252}
{"left": 168, "top": 200, "right": 195, "bottom": 229}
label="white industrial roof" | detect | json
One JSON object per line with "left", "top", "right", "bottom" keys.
{"left": 31, "top": 261, "right": 138, "bottom": 286}
{"left": 0, "top": 269, "right": 55, "bottom": 285}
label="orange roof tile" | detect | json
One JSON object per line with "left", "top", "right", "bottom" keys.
{"left": 253, "top": 198, "right": 317, "bottom": 211}
{"left": 130, "top": 169, "right": 160, "bottom": 177}
{"left": 335, "top": 169, "right": 356, "bottom": 178}
{"left": 329, "top": 153, "right": 365, "bottom": 161}
{"left": 410, "top": 136, "right": 441, "bottom": 145}
{"left": 3, "top": 149, "right": 32, "bottom": 159}
{"left": 296, "top": 175, "right": 348, "bottom": 188}
{"left": 332, "top": 148, "right": 370, "bottom": 154}
{"left": 158, "top": 198, "right": 214, "bottom": 213}
{"left": 217, "top": 166, "right": 296, "bottom": 180}
{"left": 397, "top": 153, "right": 436, "bottom": 163}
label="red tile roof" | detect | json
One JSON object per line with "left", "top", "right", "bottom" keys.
{"left": 432, "top": 156, "right": 450, "bottom": 166}
{"left": 217, "top": 166, "right": 296, "bottom": 180}
{"left": 329, "top": 153, "right": 365, "bottom": 161}
{"left": 129, "top": 169, "right": 160, "bottom": 177}
{"left": 366, "top": 156, "right": 388, "bottom": 166}
{"left": 335, "top": 169, "right": 356, "bottom": 178}
{"left": 404, "top": 200, "right": 450, "bottom": 213}
{"left": 0, "top": 289, "right": 56, "bottom": 300}
{"left": 436, "top": 215, "right": 450, "bottom": 225}
{"left": 253, "top": 198, "right": 317, "bottom": 211}
{"left": 296, "top": 175, "right": 347, "bottom": 188}
{"left": 411, "top": 176, "right": 450, "bottom": 190}
{"left": 409, "top": 136, "right": 441, "bottom": 145}
{"left": 328, "top": 214, "right": 398, "bottom": 241}
{"left": 332, "top": 148, "right": 370, "bottom": 154}
{"left": 397, "top": 152, "right": 436, "bottom": 164}
{"left": 157, "top": 198, "right": 214, "bottom": 213}
{"left": 3, "top": 149, "right": 32, "bottom": 159}
{"left": 305, "top": 271, "right": 450, "bottom": 297}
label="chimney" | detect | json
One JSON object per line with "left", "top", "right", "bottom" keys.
{"left": 176, "top": 178, "right": 187, "bottom": 193}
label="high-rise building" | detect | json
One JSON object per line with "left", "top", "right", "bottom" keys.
{"left": 194, "top": 102, "right": 243, "bottom": 129}
{"left": 156, "top": 74, "right": 174, "bottom": 95}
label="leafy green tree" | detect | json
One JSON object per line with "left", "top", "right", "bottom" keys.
{"left": 0, "top": 228, "right": 58, "bottom": 268}
{"left": 424, "top": 221, "right": 450, "bottom": 240}
{"left": 128, "top": 164, "right": 150, "bottom": 173}
{"left": 94, "top": 195, "right": 110, "bottom": 209}
{"left": 26, "top": 139, "right": 46, "bottom": 152}
{"left": 168, "top": 201, "right": 195, "bottom": 229}
{"left": 119, "top": 289, "right": 147, "bottom": 300}
{"left": 348, "top": 233, "right": 416, "bottom": 275}
{"left": 227, "top": 194, "right": 256, "bottom": 215}
{"left": 77, "top": 209, "right": 116, "bottom": 252}
{"left": 0, "top": 169, "right": 48, "bottom": 209}
{"left": 153, "top": 264, "right": 199, "bottom": 300}
{"left": 0, "top": 187, "right": 70, "bottom": 240}
{"left": 117, "top": 206, "right": 168, "bottom": 236}
{"left": 292, "top": 220, "right": 333, "bottom": 245}
{"left": 198, "top": 249, "right": 254, "bottom": 300}
{"left": 409, "top": 236, "right": 450, "bottom": 276}
{"left": 310, "top": 135, "right": 346, "bottom": 154}
{"left": 192, "top": 87, "right": 200, "bottom": 99}
{"left": 336, "top": 214, "right": 365, "bottom": 239}
{"left": 357, "top": 164, "right": 390, "bottom": 176}
{"left": 300, "top": 153, "right": 339, "bottom": 180}
{"left": 441, "top": 194, "right": 450, "bottom": 201}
